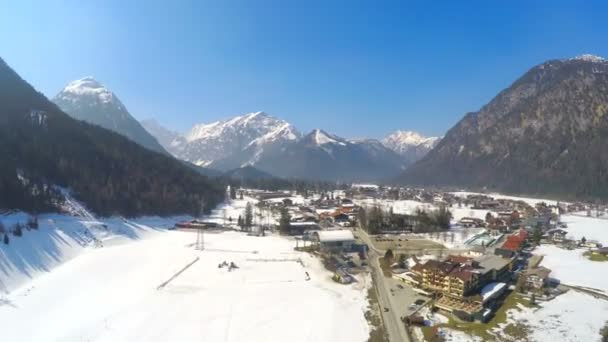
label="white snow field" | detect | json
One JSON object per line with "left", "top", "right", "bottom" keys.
{"left": 559, "top": 214, "right": 608, "bottom": 244}
{"left": 498, "top": 291, "right": 608, "bottom": 342}
{"left": 0, "top": 226, "right": 370, "bottom": 341}
{"left": 0, "top": 212, "right": 185, "bottom": 293}
{"left": 534, "top": 245, "right": 608, "bottom": 293}
{"left": 450, "top": 191, "right": 565, "bottom": 207}
{"left": 355, "top": 197, "right": 492, "bottom": 223}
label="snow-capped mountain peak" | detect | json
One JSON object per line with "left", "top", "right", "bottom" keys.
{"left": 383, "top": 130, "right": 439, "bottom": 148}
{"left": 305, "top": 129, "right": 347, "bottom": 146}
{"left": 571, "top": 54, "right": 606, "bottom": 63}
{"left": 382, "top": 130, "right": 441, "bottom": 163}
{"left": 53, "top": 77, "right": 167, "bottom": 154}
{"left": 57, "top": 76, "right": 117, "bottom": 105}
{"left": 185, "top": 111, "right": 297, "bottom": 143}
{"left": 157, "top": 111, "right": 301, "bottom": 170}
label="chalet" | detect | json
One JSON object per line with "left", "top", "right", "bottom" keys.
{"left": 524, "top": 266, "right": 551, "bottom": 290}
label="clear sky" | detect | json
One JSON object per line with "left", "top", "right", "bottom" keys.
{"left": 1, "top": 0, "right": 607, "bottom": 138}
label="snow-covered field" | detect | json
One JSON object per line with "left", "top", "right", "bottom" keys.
{"left": 355, "top": 198, "right": 489, "bottom": 222}
{"left": 535, "top": 245, "right": 607, "bottom": 293}
{"left": 559, "top": 214, "right": 608, "bottom": 244}
{"left": 0, "top": 212, "right": 185, "bottom": 293}
{"left": 499, "top": 291, "right": 608, "bottom": 342}
{"left": 450, "top": 191, "right": 565, "bottom": 207}
{"left": 1, "top": 217, "right": 370, "bottom": 341}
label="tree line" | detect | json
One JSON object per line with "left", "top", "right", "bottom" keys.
{"left": 358, "top": 205, "right": 452, "bottom": 234}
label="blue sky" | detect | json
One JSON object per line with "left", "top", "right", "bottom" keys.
{"left": 1, "top": 1, "right": 607, "bottom": 138}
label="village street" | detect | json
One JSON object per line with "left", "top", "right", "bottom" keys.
{"left": 357, "top": 229, "right": 412, "bottom": 342}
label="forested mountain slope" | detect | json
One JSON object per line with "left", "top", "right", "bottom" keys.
{"left": 0, "top": 57, "right": 223, "bottom": 216}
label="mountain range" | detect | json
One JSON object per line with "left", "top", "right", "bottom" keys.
{"left": 399, "top": 54, "right": 608, "bottom": 199}
{"left": 142, "top": 112, "right": 439, "bottom": 182}
{"left": 5, "top": 52, "right": 607, "bottom": 203}
{"left": 50, "top": 76, "right": 439, "bottom": 183}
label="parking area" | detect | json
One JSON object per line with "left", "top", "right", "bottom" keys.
{"left": 383, "top": 275, "right": 430, "bottom": 319}
{"left": 368, "top": 235, "right": 446, "bottom": 254}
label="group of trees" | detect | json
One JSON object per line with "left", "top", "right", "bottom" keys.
{"left": 224, "top": 177, "right": 341, "bottom": 195}
{"left": 0, "top": 216, "right": 39, "bottom": 245}
{"left": 278, "top": 206, "right": 291, "bottom": 234}
{"left": 414, "top": 205, "right": 453, "bottom": 232}
{"left": 237, "top": 202, "right": 254, "bottom": 230}
{"left": 358, "top": 204, "right": 453, "bottom": 235}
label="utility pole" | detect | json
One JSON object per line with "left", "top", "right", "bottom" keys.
{"left": 195, "top": 228, "right": 204, "bottom": 250}
{"left": 196, "top": 199, "right": 205, "bottom": 250}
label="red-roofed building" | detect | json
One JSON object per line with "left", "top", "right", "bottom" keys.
{"left": 502, "top": 229, "right": 528, "bottom": 251}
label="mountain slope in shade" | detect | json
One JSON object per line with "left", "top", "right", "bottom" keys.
{"left": 398, "top": 55, "right": 608, "bottom": 199}
{"left": 0, "top": 57, "right": 223, "bottom": 216}
{"left": 140, "top": 118, "right": 187, "bottom": 154}
{"left": 53, "top": 77, "right": 167, "bottom": 154}
{"left": 382, "top": 130, "right": 441, "bottom": 163}
{"left": 254, "top": 129, "right": 406, "bottom": 182}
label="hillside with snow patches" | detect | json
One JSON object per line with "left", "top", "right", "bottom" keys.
{"left": 143, "top": 112, "right": 437, "bottom": 181}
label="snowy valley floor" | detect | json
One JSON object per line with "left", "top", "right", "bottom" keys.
{"left": 0, "top": 224, "right": 370, "bottom": 342}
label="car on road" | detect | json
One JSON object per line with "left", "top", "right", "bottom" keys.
{"left": 383, "top": 307, "right": 390, "bottom": 312}
{"left": 414, "top": 299, "right": 426, "bottom": 306}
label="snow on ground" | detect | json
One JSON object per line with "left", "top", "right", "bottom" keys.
{"left": 559, "top": 214, "right": 608, "bottom": 244}
{"left": 501, "top": 291, "right": 608, "bottom": 342}
{"left": 355, "top": 198, "right": 487, "bottom": 249}
{"left": 204, "top": 196, "right": 279, "bottom": 228}
{"left": 0, "top": 213, "right": 187, "bottom": 294}
{"left": 535, "top": 245, "right": 607, "bottom": 293}
{"left": 0, "top": 228, "right": 370, "bottom": 342}
{"left": 263, "top": 194, "right": 308, "bottom": 206}
{"left": 451, "top": 191, "right": 565, "bottom": 207}
{"left": 439, "top": 328, "right": 483, "bottom": 342}
{"left": 355, "top": 198, "right": 489, "bottom": 222}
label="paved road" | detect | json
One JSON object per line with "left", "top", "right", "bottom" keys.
{"left": 357, "top": 230, "right": 411, "bottom": 342}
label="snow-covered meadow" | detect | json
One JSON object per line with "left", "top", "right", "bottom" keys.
{"left": 450, "top": 191, "right": 565, "bottom": 207}
{"left": 1, "top": 205, "right": 370, "bottom": 341}
{"left": 559, "top": 214, "right": 608, "bottom": 244}
{"left": 534, "top": 245, "right": 607, "bottom": 293}
{"left": 496, "top": 291, "right": 608, "bottom": 342}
